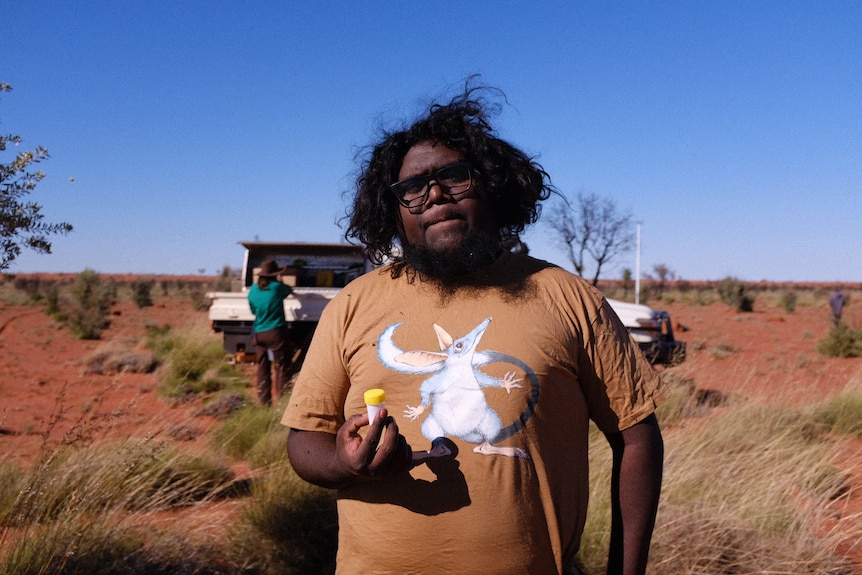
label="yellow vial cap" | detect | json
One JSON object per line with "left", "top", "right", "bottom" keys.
{"left": 364, "top": 388, "right": 386, "bottom": 405}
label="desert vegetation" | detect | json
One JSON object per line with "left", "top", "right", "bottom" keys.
{"left": 1, "top": 274, "right": 860, "bottom": 573}
{"left": 580, "top": 374, "right": 861, "bottom": 573}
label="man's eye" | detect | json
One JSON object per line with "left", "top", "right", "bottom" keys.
{"left": 438, "top": 166, "right": 467, "bottom": 183}
{"left": 401, "top": 179, "right": 425, "bottom": 195}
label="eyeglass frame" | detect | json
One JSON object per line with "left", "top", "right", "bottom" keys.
{"left": 389, "top": 162, "right": 475, "bottom": 210}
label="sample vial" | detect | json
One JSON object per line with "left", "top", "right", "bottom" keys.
{"left": 363, "top": 388, "right": 386, "bottom": 425}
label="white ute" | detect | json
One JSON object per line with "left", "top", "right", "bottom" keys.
{"left": 606, "top": 298, "right": 685, "bottom": 365}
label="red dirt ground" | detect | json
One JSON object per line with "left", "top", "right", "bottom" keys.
{"left": 0, "top": 277, "right": 860, "bottom": 570}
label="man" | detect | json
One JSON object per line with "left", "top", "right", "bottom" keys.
{"left": 829, "top": 288, "right": 845, "bottom": 323}
{"left": 282, "top": 87, "right": 668, "bottom": 575}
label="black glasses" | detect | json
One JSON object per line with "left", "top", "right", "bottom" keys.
{"left": 390, "top": 162, "right": 473, "bottom": 209}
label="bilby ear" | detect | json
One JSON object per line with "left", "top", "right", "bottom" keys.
{"left": 395, "top": 350, "right": 447, "bottom": 367}
{"left": 434, "top": 324, "right": 453, "bottom": 350}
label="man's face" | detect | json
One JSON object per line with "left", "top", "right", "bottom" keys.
{"left": 396, "top": 141, "right": 498, "bottom": 255}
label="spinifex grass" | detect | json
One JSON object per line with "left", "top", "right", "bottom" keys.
{"left": 0, "top": 437, "right": 238, "bottom": 574}
{"left": 577, "top": 393, "right": 857, "bottom": 574}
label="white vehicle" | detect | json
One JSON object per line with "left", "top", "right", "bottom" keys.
{"left": 606, "top": 298, "right": 686, "bottom": 365}
{"left": 206, "top": 242, "right": 370, "bottom": 362}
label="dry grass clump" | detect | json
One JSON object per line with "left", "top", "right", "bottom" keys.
{"left": 81, "top": 339, "right": 156, "bottom": 375}
{"left": 0, "top": 462, "right": 25, "bottom": 516}
{"left": 578, "top": 393, "right": 858, "bottom": 574}
{"left": 809, "top": 390, "right": 862, "bottom": 438}
{"left": 5, "top": 440, "right": 236, "bottom": 524}
{"left": 0, "top": 438, "right": 242, "bottom": 574}
{"left": 653, "top": 508, "right": 847, "bottom": 574}
{"left": 209, "top": 402, "right": 289, "bottom": 468}
{"left": 0, "top": 390, "right": 332, "bottom": 574}
{"left": 145, "top": 324, "right": 249, "bottom": 399}
{"left": 656, "top": 370, "right": 735, "bottom": 422}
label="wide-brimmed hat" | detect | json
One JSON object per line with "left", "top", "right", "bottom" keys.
{"left": 258, "top": 259, "right": 287, "bottom": 277}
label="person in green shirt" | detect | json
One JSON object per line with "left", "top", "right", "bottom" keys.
{"left": 248, "top": 259, "right": 293, "bottom": 404}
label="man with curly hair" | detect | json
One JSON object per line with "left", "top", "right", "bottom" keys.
{"left": 282, "top": 85, "right": 668, "bottom": 575}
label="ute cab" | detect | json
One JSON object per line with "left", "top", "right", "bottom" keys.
{"left": 607, "top": 299, "right": 685, "bottom": 365}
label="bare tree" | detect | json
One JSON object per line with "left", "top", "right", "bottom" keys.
{"left": 650, "top": 263, "right": 676, "bottom": 298}
{"left": 1, "top": 83, "right": 73, "bottom": 270}
{"left": 547, "top": 192, "right": 635, "bottom": 286}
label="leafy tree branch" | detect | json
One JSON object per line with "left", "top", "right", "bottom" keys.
{"left": 1, "top": 83, "right": 73, "bottom": 270}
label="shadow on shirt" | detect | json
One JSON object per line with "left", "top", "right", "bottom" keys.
{"left": 339, "top": 438, "right": 470, "bottom": 515}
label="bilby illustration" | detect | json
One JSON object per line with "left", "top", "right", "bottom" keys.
{"left": 377, "top": 317, "right": 530, "bottom": 459}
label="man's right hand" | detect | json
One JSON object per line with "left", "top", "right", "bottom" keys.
{"left": 288, "top": 408, "right": 413, "bottom": 489}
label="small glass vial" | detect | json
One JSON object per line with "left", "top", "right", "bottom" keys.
{"left": 363, "top": 388, "right": 386, "bottom": 425}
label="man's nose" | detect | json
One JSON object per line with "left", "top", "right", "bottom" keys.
{"left": 424, "top": 180, "right": 453, "bottom": 206}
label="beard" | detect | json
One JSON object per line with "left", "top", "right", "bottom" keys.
{"left": 401, "top": 228, "right": 502, "bottom": 286}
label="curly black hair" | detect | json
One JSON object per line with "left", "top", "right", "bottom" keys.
{"left": 345, "top": 85, "right": 554, "bottom": 265}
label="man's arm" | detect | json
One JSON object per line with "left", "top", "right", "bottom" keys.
{"left": 604, "top": 413, "right": 664, "bottom": 575}
{"left": 287, "top": 408, "right": 413, "bottom": 489}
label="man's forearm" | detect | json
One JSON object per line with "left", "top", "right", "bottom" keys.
{"left": 606, "top": 414, "right": 664, "bottom": 575}
{"left": 287, "top": 429, "right": 349, "bottom": 489}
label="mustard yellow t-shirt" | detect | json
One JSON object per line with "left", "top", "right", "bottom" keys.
{"left": 282, "top": 252, "right": 668, "bottom": 575}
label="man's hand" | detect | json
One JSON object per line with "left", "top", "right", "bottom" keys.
{"left": 288, "top": 408, "right": 413, "bottom": 489}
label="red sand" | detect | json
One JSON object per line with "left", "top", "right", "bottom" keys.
{"left": 1, "top": 277, "right": 859, "bottom": 569}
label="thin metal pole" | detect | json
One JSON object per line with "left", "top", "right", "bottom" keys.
{"left": 635, "top": 223, "right": 641, "bottom": 305}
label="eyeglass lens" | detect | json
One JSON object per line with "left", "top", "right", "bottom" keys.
{"left": 393, "top": 163, "right": 471, "bottom": 207}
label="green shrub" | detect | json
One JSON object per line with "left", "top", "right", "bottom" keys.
{"left": 67, "top": 269, "right": 115, "bottom": 340}
{"left": 13, "top": 276, "right": 43, "bottom": 302}
{"left": 189, "top": 285, "right": 210, "bottom": 311}
{"left": 816, "top": 321, "right": 862, "bottom": 358}
{"left": 44, "top": 283, "right": 62, "bottom": 318}
{"left": 717, "top": 276, "right": 755, "bottom": 312}
{"left": 780, "top": 290, "right": 797, "bottom": 313}
{"left": 146, "top": 326, "right": 249, "bottom": 398}
{"left": 130, "top": 278, "right": 154, "bottom": 308}
{"left": 143, "top": 323, "right": 174, "bottom": 356}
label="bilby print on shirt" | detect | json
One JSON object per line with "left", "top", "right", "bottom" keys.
{"left": 377, "top": 317, "right": 540, "bottom": 459}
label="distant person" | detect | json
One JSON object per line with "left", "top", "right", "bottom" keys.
{"left": 829, "top": 288, "right": 845, "bottom": 323}
{"left": 248, "top": 259, "right": 293, "bottom": 405}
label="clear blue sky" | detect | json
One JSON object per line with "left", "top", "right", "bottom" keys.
{"left": 4, "top": 1, "right": 860, "bottom": 282}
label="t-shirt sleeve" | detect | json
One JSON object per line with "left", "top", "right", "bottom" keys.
{"left": 280, "top": 295, "right": 350, "bottom": 433}
{"left": 578, "top": 298, "right": 669, "bottom": 433}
